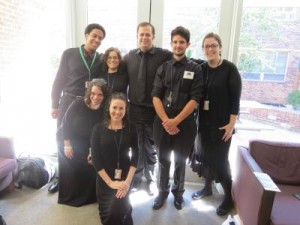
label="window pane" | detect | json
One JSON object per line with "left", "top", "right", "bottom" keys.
{"left": 162, "top": 0, "right": 221, "bottom": 59}
{"left": 238, "top": 0, "right": 300, "bottom": 105}
{"left": 0, "top": 0, "right": 66, "bottom": 154}
{"left": 88, "top": 0, "right": 138, "bottom": 55}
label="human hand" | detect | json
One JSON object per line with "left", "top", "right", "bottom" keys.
{"left": 115, "top": 181, "right": 130, "bottom": 198}
{"left": 162, "top": 118, "right": 180, "bottom": 135}
{"left": 87, "top": 154, "right": 93, "bottom": 165}
{"left": 64, "top": 147, "right": 74, "bottom": 159}
{"left": 51, "top": 108, "right": 58, "bottom": 119}
{"left": 219, "top": 124, "right": 234, "bottom": 142}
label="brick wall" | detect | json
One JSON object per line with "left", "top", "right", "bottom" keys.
{"left": 0, "top": 0, "right": 47, "bottom": 79}
{"left": 242, "top": 106, "right": 300, "bottom": 132}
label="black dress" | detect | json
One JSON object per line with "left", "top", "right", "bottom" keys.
{"left": 198, "top": 60, "right": 242, "bottom": 181}
{"left": 91, "top": 122, "right": 138, "bottom": 225}
{"left": 98, "top": 68, "right": 128, "bottom": 95}
{"left": 58, "top": 99, "right": 104, "bottom": 207}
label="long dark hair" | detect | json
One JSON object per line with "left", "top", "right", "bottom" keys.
{"left": 103, "top": 92, "right": 129, "bottom": 128}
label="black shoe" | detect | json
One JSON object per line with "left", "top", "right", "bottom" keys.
{"left": 216, "top": 198, "right": 234, "bottom": 216}
{"left": 191, "top": 188, "right": 212, "bottom": 200}
{"left": 153, "top": 195, "right": 167, "bottom": 210}
{"left": 146, "top": 181, "right": 155, "bottom": 196}
{"left": 48, "top": 181, "right": 59, "bottom": 193}
{"left": 174, "top": 196, "right": 185, "bottom": 210}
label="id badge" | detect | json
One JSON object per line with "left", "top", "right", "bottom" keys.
{"left": 85, "top": 81, "right": 91, "bottom": 88}
{"left": 203, "top": 100, "right": 209, "bottom": 111}
{"left": 114, "top": 169, "right": 122, "bottom": 180}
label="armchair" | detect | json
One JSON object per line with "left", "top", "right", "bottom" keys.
{"left": 232, "top": 139, "right": 300, "bottom": 225}
{"left": 0, "top": 136, "right": 17, "bottom": 194}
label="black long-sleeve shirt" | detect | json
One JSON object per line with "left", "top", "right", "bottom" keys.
{"left": 51, "top": 46, "right": 102, "bottom": 108}
{"left": 124, "top": 47, "right": 172, "bottom": 107}
{"left": 199, "top": 59, "right": 242, "bottom": 127}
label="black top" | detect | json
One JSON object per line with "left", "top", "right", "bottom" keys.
{"left": 98, "top": 66, "right": 128, "bottom": 95}
{"left": 51, "top": 46, "right": 102, "bottom": 108}
{"left": 91, "top": 122, "right": 139, "bottom": 181}
{"left": 124, "top": 47, "right": 172, "bottom": 107}
{"left": 199, "top": 59, "right": 242, "bottom": 128}
{"left": 62, "top": 98, "right": 104, "bottom": 157}
{"left": 152, "top": 57, "right": 203, "bottom": 117}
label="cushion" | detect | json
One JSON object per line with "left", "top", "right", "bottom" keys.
{"left": 0, "top": 157, "right": 17, "bottom": 179}
{"left": 249, "top": 140, "right": 300, "bottom": 185}
{"left": 270, "top": 184, "right": 300, "bottom": 225}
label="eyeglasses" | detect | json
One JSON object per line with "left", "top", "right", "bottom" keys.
{"left": 107, "top": 56, "right": 119, "bottom": 61}
{"left": 202, "top": 44, "right": 219, "bottom": 50}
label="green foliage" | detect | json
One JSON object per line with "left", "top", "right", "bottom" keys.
{"left": 287, "top": 90, "right": 300, "bottom": 110}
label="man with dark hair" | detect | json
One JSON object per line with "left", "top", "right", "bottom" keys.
{"left": 124, "top": 22, "right": 172, "bottom": 196}
{"left": 151, "top": 26, "right": 203, "bottom": 210}
{"left": 49, "top": 23, "right": 106, "bottom": 193}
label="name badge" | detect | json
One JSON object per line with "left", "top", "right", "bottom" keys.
{"left": 115, "top": 169, "right": 122, "bottom": 180}
{"left": 203, "top": 100, "right": 209, "bottom": 111}
{"left": 183, "top": 71, "right": 194, "bottom": 80}
{"left": 85, "top": 81, "right": 91, "bottom": 88}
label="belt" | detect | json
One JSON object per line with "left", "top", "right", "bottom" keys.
{"left": 63, "top": 92, "right": 83, "bottom": 99}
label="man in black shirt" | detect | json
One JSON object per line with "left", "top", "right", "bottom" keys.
{"left": 49, "top": 23, "right": 106, "bottom": 193}
{"left": 151, "top": 26, "right": 203, "bottom": 210}
{"left": 124, "top": 22, "right": 172, "bottom": 195}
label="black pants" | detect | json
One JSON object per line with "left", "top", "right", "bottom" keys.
{"left": 153, "top": 116, "right": 196, "bottom": 198}
{"left": 129, "top": 104, "right": 157, "bottom": 184}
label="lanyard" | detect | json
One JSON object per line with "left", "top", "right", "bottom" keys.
{"left": 107, "top": 72, "right": 117, "bottom": 90}
{"left": 113, "top": 129, "right": 123, "bottom": 169}
{"left": 79, "top": 47, "right": 97, "bottom": 81}
{"left": 205, "top": 68, "right": 216, "bottom": 100}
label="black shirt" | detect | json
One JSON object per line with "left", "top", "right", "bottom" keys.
{"left": 124, "top": 47, "right": 172, "bottom": 107}
{"left": 51, "top": 46, "right": 102, "bottom": 108}
{"left": 152, "top": 57, "right": 203, "bottom": 116}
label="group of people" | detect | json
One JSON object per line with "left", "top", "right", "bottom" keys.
{"left": 50, "top": 21, "right": 242, "bottom": 225}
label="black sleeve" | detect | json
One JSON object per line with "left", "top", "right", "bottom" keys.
{"left": 151, "top": 63, "right": 166, "bottom": 99}
{"left": 51, "top": 50, "right": 69, "bottom": 108}
{"left": 228, "top": 63, "right": 242, "bottom": 115}
{"left": 91, "top": 123, "right": 104, "bottom": 172}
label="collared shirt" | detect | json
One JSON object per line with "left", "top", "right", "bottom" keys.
{"left": 124, "top": 47, "right": 172, "bottom": 107}
{"left": 51, "top": 47, "right": 102, "bottom": 108}
{"left": 152, "top": 57, "right": 203, "bottom": 115}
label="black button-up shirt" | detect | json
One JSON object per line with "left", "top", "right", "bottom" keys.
{"left": 152, "top": 57, "right": 203, "bottom": 116}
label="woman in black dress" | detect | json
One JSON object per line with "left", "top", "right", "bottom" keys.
{"left": 191, "top": 32, "right": 242, "bottom": 216}
{"left": 99, "top": 47, "right": 128, "bottom": 95}
{"left": 58, "top": 79, "right": 108, "bottom": 207}
{"left": 91, "top": 93, "right": 138, "bottom": 225}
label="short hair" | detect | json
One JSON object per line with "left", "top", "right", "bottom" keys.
{"left": 171, "top": 26, "right": 190, "bottom": 43}
{"left": 102, "top": 47, "right": 122, "bottom": 71}
{"left": 84, "top": 78, "right": 108, "bottom": 105}
{"left": 103, "top": 92, "right": 129, "bottom": 128}
{"left": 137, "top": 22, "right": 155, "bottom": 36}
{"left": 84, "top": 23, "right": 106, "bottom": 39}
{"left": 202, "top": 32, "right": 222, "bottom": 48}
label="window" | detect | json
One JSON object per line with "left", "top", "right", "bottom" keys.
{"left": 0, "top": 0, "right": 66, "bottom": 155}
{"left": 162, "top": 0, "right": 221, "bottom": 59}
{"left": 88, "top": 0, "right": 138, "bottom": 55}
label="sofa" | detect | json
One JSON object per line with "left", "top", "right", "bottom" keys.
{"left": 232, "top": 139, "right": 300, "bottom": 225}
{"left": 0, "top": 136, "right": 17, "bottom": 194}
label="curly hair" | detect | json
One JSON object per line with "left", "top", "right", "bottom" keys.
{"left": 84, "top": 78, "right": 108, "bottom": 106}
{"left": 101, "top": 47, "right": 123, "bottom": 72}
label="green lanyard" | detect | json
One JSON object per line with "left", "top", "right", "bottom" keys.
{"left": 79, "top": 47, "right": 98, "bottom": 81}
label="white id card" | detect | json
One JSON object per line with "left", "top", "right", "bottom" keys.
{"left": 85, "top": 81, "right": 91, "bottom": 88}
{"left": 203, "top": 100, "right": 209, "bottom": 111}
{"left": 183, "top": 71, "right": 194, "bottom": 80}
{"left": 114, "top": 169, "right": 122, "bottom": 179}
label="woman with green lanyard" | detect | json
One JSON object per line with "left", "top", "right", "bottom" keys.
{"left": 50, "top": 23, "right": 106, "bottom": 194}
